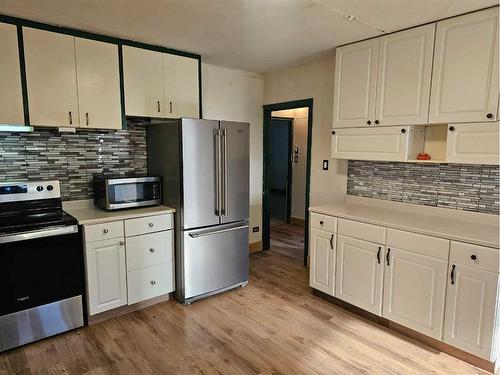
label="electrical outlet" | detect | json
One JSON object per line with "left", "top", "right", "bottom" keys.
{"left": 252, "top": 226, "right": 260, "bottom": 233}
{"left": 323, "top": 160, "right": 329, "bottom": 170}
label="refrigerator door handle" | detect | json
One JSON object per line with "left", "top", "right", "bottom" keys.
{"left": 189, "top": 224, "right": 249, "bottom": 238}
{"left": 214, "top": 129, "right": 221, "bottom": 216}
{"left": 221, "top": 129, "right": 228, "bottom": 216}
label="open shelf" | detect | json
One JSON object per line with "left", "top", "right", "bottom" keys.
{"left": 408, "top": 125, "right": 447, "bottom": 163}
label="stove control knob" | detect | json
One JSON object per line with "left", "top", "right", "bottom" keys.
{"left": 46, "top": 185, "right": 53, "bottom": 191}
{"left": 36, "top": 186, "right": 43, "bottom": 192}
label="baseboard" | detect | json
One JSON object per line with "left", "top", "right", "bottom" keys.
{"left": 249, "top": 241, "right": 262, "bottom": 253}
{"left": 88, "top": 293, "right": 172, "bottom": 325}
{"left": 312, "top": 289, "right": 495, "bottom": 374}
{"left": 290, "top": 217, "right": 305, "bottom": 226}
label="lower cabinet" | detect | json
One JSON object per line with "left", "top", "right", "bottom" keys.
{"left": 335, "top": 235, "right": 384, "bottom": 315}
{"left": 309, "top": 227, "right": 335, "bottom": 295}
{"left": 85, "top": 237, "right": 127, "bottom": 315}
{"left": 382, "top": 247, "right": 448, "bottom": 339}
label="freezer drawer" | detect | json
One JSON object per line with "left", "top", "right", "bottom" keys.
{"left": 176, "top": 221, "right": 249, "bottom": 304}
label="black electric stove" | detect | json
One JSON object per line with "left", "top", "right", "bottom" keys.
{"left": 0, "top": 180, "right": 84, "bottom": 352}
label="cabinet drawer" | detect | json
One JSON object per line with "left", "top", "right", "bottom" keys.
{"left": 387, "top": 228, "right": 449, "bottom": 259}
{"left": 450, "top": 241, "right": 499, "bottom": 273}
{"left": 127, "top": 262, "right": 174, "bottom": 305}
{"left": 126, "top": 230, "right": 174, "bottom": 271}
{"left": 125, "top": 214, "right": 174, "bottom": 237}
{"left": 84, "top": 221, "right": 124, "bottom": 243}
{"left": 310, "top": 213, "right": 337, "bottom": 232}
{"left": 338, "top": 219, "right": 386, "bottom": 244}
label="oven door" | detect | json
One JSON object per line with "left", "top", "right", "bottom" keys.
{"left": 0, "top": 225, "right": 84, "bottom": 316}
{"left": 107, "top": 177, "right": 161, "bottom": 209}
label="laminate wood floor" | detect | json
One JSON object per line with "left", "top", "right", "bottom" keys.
{"left": 0, "top": 223, "right": 488, "bottom": 375}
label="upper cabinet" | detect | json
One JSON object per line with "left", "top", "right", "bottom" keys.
{"left": 429, "top": 8, "right": 499, "bottom": 124}
{"left": 123, "top": 46, "right": 200, "bottom": 119}
{"left": 0, "top": 23, "right": 24, "bottom": 125}
{"left": 333, "top": 39, "right": 379, "bottom": 128}
{"left": 375, "top": 24, "right": 435, "bottom": 126}
{"left": 24, "top": 28, "right": 121, "bottom": 129}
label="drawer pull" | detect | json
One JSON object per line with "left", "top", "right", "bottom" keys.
{"left": 451, "top": 264, "right": 456, "bottom": 285}
{"left": 103, "top": 229, "right": 109, "bottom": 234}
{"left": 386, "top": 248, "right": 390, "bottom": 266}
{"left": 149, "top": 248, "right": 155, "bottom": 253}
{"left": 330, "top": 234, "right": 334, "bottom": 250}
{"left": 151, "top": 280, "right": 156, "bottom": 285}
{"left": 471, "top": 254, "right": 477, "bottom": 260}
{"left": 149, "top": 223, "right": 154, "bottom": 228}
{"left": 377, "top": 246, "right": 381, "bottom": 264}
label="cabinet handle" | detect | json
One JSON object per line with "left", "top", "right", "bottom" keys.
{"left": 374, "top": 120, "right": 379, "bottom": 125}
{"left": 86, "top": 112, "right": 89, "bottom": 126}
{"left": 331, "top": 130, "right": 336, "bottom": 135}
{"left": 149, "top": 223, "right": 154, "bottom": 228}
{"left": 330, "top": 234, "right": 334, "bottom": 250}
{"left": 319, "top": 221, "right": 324, "bottom": 225}
{"left": 157, "top": 101, "right": 161, "bottom": 113}
{"left": 119, "top": 241, "right": 125, "bottom": 246}
{"left": 377, "top": 246, "right": 381, "bottom": 264}
{"left": 386, "top": 248, "right": 390, "bottom": 266}
{"left": 68, "top": 111, "right": 73, "bottom": 125}
{"left": 367, "top": 120, "right": 371, "bottom": 125}
{"left": 151, "top": 280, "right": 156, "bottom": 285}
{"left": 450, "top": 264, "right": 456, "bottom": 285}
{"left": 449, "top": 126, "right": 455, "bottom": 131}
{"left": 401, "top": 128, "right": 406, "bottom": 134}
{"left": 169, "top": 101, "right": 173, "bottom": 114}
{"left": 149, "top": 248, "right": 155, "bottom": 253}
{"left": 487, "top": 113, "right": 493, "bottom": 119}
{"left": 103, "top": 229, "right": 109, "bottom": 234}
{"left": 470, "top": 254, "right": 477, "bottom": 260}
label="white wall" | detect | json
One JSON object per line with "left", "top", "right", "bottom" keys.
{"left": 264, "top": 56, "right": 347, "bottom": 208}
{"left": 202, "top": 63, "right": 264, "bottom": 243}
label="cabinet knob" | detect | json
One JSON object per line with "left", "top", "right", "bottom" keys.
{"left": 331, "top": 130, "right": 336, "bottom": 135}
{"left": 487, "top": 113, "right": 493, "bottom": 119}
{"left": 319, "top": 221, "right": 324, "bottom": 225}
{"left": 103, "top": 229, "right": 109, "bottom": 234}
{"left": 471, "top": 254, "right": 477, "bottom": 260}
{"left": 449, "top": 126, "right": 455, "bottom": 131}
{"left": 374, "top": 120, "right": 379, "bottom": 125}
{"left": 119, "top": 241, "right": 125, "bottom": 246}
{"left": 149, "top": 223, "right": 154, "bottom": 228}
{"left": 401, "top": 128, "right": 406, "bottom": 134}
{"left": 366, "top": 120, "right": 371, "bottom": 125}
{"left": 151, "top": 280, "right": 156, "bottom": 285}
{"left": 149, "top": 248, "right": 155, "bottom": 253}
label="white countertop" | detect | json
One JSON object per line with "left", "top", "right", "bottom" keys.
{"left": 63, "top": 200, "right": 176, "bottom": 225}
{"left": 309, "top": 201, "right": 499, "bottom": 249}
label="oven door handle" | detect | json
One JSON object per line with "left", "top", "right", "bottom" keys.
{"left": 0, "top": 225, "right": 79, "bottom": 244}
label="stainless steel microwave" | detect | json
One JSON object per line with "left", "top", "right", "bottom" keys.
{"left": 93, "top": 176, "right": 161, "bottom": 211}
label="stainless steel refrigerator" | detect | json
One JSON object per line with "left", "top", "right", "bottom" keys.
{"left": 147, "top": 118, "right": 249, "bottom": 305}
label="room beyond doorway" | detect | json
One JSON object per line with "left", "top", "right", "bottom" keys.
{"left": 263, "top": 99, "right": 313, "bottom": 267}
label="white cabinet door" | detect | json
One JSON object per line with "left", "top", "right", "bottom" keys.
{"left": 429, "top": 8, "right": 499, "bottom": 123}
{"left": 309, "top": 228, "right": 335, "bottom": 296}
{"left": 24, "top": 28, "right": 79, "bottom": 127}
{"left": 383, "top": 247, "right": 448, "bottom": 339}
{"left": 164, "top": 54, "right": 199, "bottom": 118}
{"left": 123, "top": 46, "right": 164, "bottom": 117}
{"left": 75, "top": 37, "right": 121, "bottom": 129}
{"left": 446, "top": 122, "right": 499, "bottom": 165}
{"left": 0, "top": 23, "right": 24, "bottom": 125}
{"left": 375, "top": 24, "right": 434, "bottom": 126}
{"left": 85, "top": 237, "right": 127, "bottom": 315}
{"left": 333, "top": 38, "right": 379, "bottom": 128}
{"left": 443, "top": 264, "right": 498, "bottom": 360}
{"left": 336, "top": 235, "right": 384, "bottom": 315}
{"left": 331, "top": 126, "right": 410, "bottom": 161}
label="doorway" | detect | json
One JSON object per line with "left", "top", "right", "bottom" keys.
{"left": 263, "top": 99, "right": 313, "bottom": 267}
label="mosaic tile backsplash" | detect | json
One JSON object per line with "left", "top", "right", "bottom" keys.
{"left": 0, "top": 121, "right": 148, "bottom": 201}
{"left": 347, "top": 160, "right": 499, "bottom": 215}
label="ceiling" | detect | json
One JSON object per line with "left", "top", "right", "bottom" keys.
{"left": 0, "top": 0, "right": 496, "bottom": 73}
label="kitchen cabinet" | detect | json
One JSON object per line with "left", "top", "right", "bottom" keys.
{"left": 0, "top": 22, "right": 24, "bottom": 125}
{"left": 123, "top": 46, "right": 165, "bottom": 118}
{"left": 335, "top": 235, "right": 384, "bottom": 315}
{"left": 74, "top": 37, "right": 121, "bottom": 129}
{"left": 429, "top": 8, "right": 499, "bottom": 124}
{"left": 375, "top": 24, "right": 434, "bottom": 126}
{"left": 85, "top": 236, "right": 127, "bottom": 315}
{"left": 333, "top": 38, "right": 379, "bottom": 128}
{"left": 24, "top": 28, "right": 79, "bottom": 127}
{"left": 446, "top": 122, "right": 499, "bottom": 165}
{"left": 443, "top": 242, "right": 499, "bottom": 360}
{"left": 331, "top": 126, "right": 411, "bottom": 161}
{"left": 309, "top": 227, "right": 335, "bottom": 295}
{"left": 164, "top": 53, "right": 199, "bottom": 118}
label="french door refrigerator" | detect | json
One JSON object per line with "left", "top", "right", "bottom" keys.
{"left": 147, "top": 118, "right": 249, "bottom": 304}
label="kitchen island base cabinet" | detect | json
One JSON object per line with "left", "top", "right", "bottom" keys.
{"left": 335, "top": 235, "right": 384, "bottom": 315}
{"left": 309, "top": 228, "right": 335, "bottom": 296}
{"left": 85, "top": 237, "right": 127, "bottom": 315}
